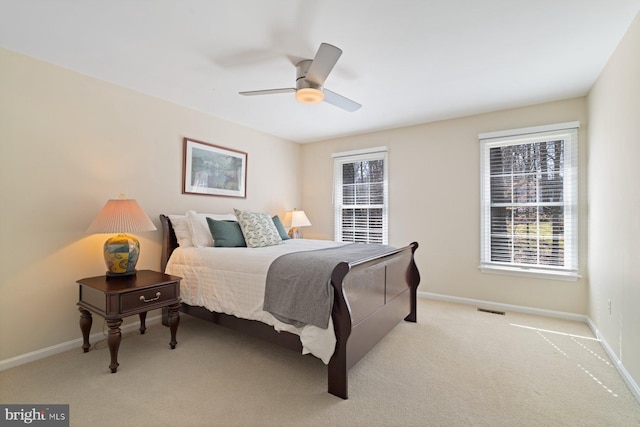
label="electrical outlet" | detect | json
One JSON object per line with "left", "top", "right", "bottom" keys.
{"left": 608, "top": 299, "right": 612, "bottom": 315}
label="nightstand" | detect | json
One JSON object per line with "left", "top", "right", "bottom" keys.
{"left": 77, "top": 270, "right": 182, "bottom": 373}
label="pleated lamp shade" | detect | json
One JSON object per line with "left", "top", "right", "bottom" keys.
{"left": 87, "top": 197, "right": 156, "bottom": 276}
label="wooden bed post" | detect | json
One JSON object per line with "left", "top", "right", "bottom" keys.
{"left": 404, "top": 242, "right": 420, "bottom": 323}
{"left": 159, "top": 215, "right": 177, "bottom": 274}
{"left": 160, "top": 215, "right": 177, "bottom": 328}
{"left": 328, "top": 262, "right": 352, "bottom": 399}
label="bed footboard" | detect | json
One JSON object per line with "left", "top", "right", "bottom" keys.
{"left": 328, "top": 242, "right": 420, "bottom": 399}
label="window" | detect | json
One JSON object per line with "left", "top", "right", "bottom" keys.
{"left": 333, "top": 147, "right": 388, "bottom": 244}
{"left": 479, "top": 122, "right": 579, "bottom": 281}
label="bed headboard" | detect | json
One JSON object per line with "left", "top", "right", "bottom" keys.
{"left": 159, "top": 214, "right": 178, "bottom": 273}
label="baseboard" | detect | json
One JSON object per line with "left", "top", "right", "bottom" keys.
{"left": 420, "top": 292, "right": 640, "bottom": 404}
{"left": 586, "top": 317, "right": 640, "bottom": 404}
{"left": 0, "top": 315, "right": 162, "bottom": 372}
{"left": 419, "top": 292, "right": 588, "bottom": 322}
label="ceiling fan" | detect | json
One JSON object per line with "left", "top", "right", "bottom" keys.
{"left": 239, "top": 43, "right": 362, "bottom": 112}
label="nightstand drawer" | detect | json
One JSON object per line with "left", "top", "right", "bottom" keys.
{"left": 120, "top": 283, "right": 178, "bottom": 313}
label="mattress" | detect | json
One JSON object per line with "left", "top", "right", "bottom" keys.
{"left": 165, "top": 239, "right": 347, "bottom": 363}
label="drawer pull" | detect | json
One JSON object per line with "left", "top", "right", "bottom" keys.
{"left": 139, "top": 292, "right": 161, "bottom": 303}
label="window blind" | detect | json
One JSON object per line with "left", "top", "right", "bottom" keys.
{"left": 333, "top": 147, "right": 388, "bottom": 244}
{"left": 479, "top": 122, "right": 579, "bottom": 280}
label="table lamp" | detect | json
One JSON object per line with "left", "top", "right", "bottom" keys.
{"left": 86, "top": 195, "right": 156, "bottom": 276}
{"left": 283, "top": 208, "right": 311, "bottom": 239}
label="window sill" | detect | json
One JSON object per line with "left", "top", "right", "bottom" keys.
{"left": 479, "top": 265, "right": 580, "bottom": 282}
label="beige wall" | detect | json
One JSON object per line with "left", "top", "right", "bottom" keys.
{"left": 587, "top": 13, "right": 640, "bottom": 390}
{"left": 301, "top": 98, "right": 589, "bottom": 314}
{"left": 0, "top": 48, "right": 301, "bottom": 361}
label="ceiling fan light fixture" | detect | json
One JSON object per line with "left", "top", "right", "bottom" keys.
{"left": 296, "top": 87, "right": 324, "bottom": 104}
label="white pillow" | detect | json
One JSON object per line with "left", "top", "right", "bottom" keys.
{"left": 234, "top": 208, "right": 282, "bottom": 248}
{"left": 168, "top": 215, "right": 193, "bottom": 247}
{"left": 186, "top": 210, "right": 237, "bottom": 247}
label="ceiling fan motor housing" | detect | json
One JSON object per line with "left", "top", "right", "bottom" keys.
{"left": 295, "top": 59, "right": 324, "bottom": 103}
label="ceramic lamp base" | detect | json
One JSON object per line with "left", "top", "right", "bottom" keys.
{"left": 103, "top": 233, "right": 140, "bottom": 276}
{"left": 288, "top": 228, "right": 303, "bottom": 239}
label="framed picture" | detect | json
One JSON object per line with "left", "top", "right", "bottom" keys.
{"left": 183, "top": 138, "right": 247, "bottom": 198}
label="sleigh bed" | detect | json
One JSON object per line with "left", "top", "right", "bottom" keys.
{"left": 159, "top": 213, "right": 420, "bottom": 399}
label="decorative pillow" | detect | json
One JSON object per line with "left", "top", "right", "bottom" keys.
{"left": 206, "top": 218, "right": 246, "bottom": 247}
{"left": 186, "top": 210, "right": 237, "bottom": 247}
{"left": 272, "top": 215, "right": 290, "bottom": 241}
{"left": 234, "top": 208, "right": 283, "bottom": 248}
{"left": 168, "top": 215, "right": 193, "bottom": 247}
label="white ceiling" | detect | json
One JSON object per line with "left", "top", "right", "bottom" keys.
{"left": 1, "top": 1, "right": 639, "bottom": 143}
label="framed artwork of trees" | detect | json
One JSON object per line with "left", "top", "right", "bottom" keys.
{"left": 183, "top": 138, "right": 247, "bottom": 198}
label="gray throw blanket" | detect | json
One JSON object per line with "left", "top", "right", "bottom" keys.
{"left": 263, "top": 243, "right": 394, "bottom": 329}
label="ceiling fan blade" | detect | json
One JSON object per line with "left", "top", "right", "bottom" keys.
{"left": 305, "top": 43, "right": 342, "bottom": 86}
{"left": 239, "top": 88, "right": 295, "bottom": 96}
{"left": 323, "top": 89, "right": 362, "bottom": 112}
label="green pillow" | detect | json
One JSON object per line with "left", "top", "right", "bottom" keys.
{"left": 206, "top": 218, "right": 246, "bottom": 247}
{"left": 272, "top": 215, "right": 290, "bottom": 240}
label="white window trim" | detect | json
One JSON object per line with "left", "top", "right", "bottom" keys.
{"left": 479, "top": 121, "right": 580, "bottom": 140}
{"left": 331, "top": 146, "right": 389, "bottom": 158}
{"left": 333, "top": 147, "right": 389, "bottom": 244}
{"left": 479, "top": 264, "right": 581, "bottom": 282}
{"left": 479, "top": 122, "right": 580, "bottom": 281}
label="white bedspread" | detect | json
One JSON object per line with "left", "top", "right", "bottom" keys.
{"left": 165, "top": 239, "right": 346, "bottom": 364}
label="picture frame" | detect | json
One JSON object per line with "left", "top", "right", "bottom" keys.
{"left": 183, "top": 138, "right": 247, "bottom": 198}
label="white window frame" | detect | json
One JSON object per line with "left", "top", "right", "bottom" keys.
{"left": 332, "top": 147, "right": 389, "bottom": 244}
{"left": 479, "top": 122, "right": 579, "bottom": 281}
